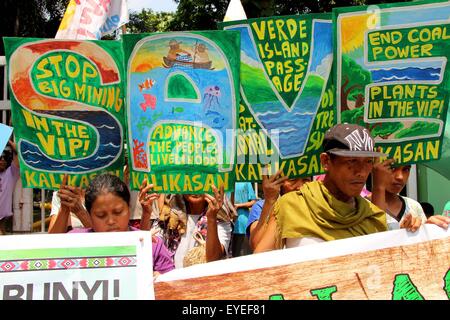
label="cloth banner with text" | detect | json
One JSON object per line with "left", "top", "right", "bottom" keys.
{"left": 334, "top": 0, "right": 450, "bottom": 165}
{"left": 221, "top": 13, "right": 336, "bottom": 181}
{"left": 55, "top": 0, "right": 129, "bottom": 40}
{"left": 155, "top": 225, "right": 450, "bottom": 300}
{"left": 3, "top": 38, "right": 126, "bottom": 189}
{"left": 122, "top": 31, "right": 240, "bottom": 193}
{"left": 0, "top": 231, "right": 154, "bottom": 300}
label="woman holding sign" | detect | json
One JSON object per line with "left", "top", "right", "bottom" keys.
{"left": 69, "top": 173, "right": 174, "bottom": 276}
{"left": 150, "top": 188, "right": 234, "bottom": 269}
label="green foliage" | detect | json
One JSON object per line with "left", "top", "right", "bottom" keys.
{"left": 342, "top": 54, "right": 372, "bottom": 101}
{"left": 371, "top": 122, "right": 403, "bottom": 139}
{"left": 341, "top": 107, "right": 365, "bottom": 126}
{"left": 395, "top": 121, "right": 440, "bottom": 139}
{"left": 226, "top": 0, "right": 414, "bottom": 18}
{"left": 0, "top": 0, "right": 416, "bottom": 47}
{"left": 169, "top": 0, "right": 413, "bottom": 30}
{"left": 0, "top": 0, "right": 69, "bottom": 54}
{"left": 127, "top": 9, "right": 174, "bottom": 33}
{"left": 169, "top": 0, "right": 230, "bottom": 31}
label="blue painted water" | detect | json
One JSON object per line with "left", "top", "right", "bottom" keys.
{"left": 20, "top": 110, "right": 122, "bottom": 172}
{"left": 253, "top": 101, "right": 315, "bottom": 157}
{"left": 129, "top": 66, "right": 235, "bottom": 155}
{"left": 372, "top": 67, "right": 441, "bottom": 83}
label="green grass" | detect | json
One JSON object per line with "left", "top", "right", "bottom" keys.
{"left": 241, "top": 63, "right": 278, "bottom": 104}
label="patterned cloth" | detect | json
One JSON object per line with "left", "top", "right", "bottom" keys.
{"left": 152, "top": 194, "right": 234, "bottom": 254}
{"left": 69, "top": 226, "right": 174, "bottom": 274}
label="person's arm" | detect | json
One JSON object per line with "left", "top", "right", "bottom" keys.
{"left": 399, "top": 213, "right": 422, "bottom": 232}
{"left": 138, "top": 178, "right": 159, "bottom": 231}
{"left": 48, "top": 193, "right": 71, "bottom": 234}
{"left": 235, "top": 200, "right": 257, "bottom": 210}
{"left": 253, "top": 215, "right": 279, "bottom": 253}
{"left": 205, "top": 185, "right": 226, "bottom": 262}
{"left": 249, "top": 200, "right": 276, "bottom": 250}
{"left": 396, "top": 198, "right": 425, "bottom": 233}
{"left": 371, "top": 158, "right": 395, "bottom": 211}
{"left": 426, "top": 215, "right": 450, "bottom": 229}
{"left": 49, "top": 175, "right": 90, "bottom": 233}
{"left": 66, "top": 186, "right": 91, "bottom": 228}
{"left": 249, "top": 170, "right": 287, "bottom": 250}
{"left": 48, "top": 176, "right": 71, "bottom": 233}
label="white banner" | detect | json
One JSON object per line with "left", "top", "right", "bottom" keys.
{"left": 0, "top": 231, "right": 154, "bottom": 300}
{"left": 55, "top": 0, "right": 129, "bottom": 40}
{"left": 155, "top": 225, "right": 450, "bottom": 300}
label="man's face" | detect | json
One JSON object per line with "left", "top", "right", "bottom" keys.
{"left": 321, "top": 153, "right": 374, "bottom": 199}
{"left": 386, "top": 165, "right": 411, "bottom": 194}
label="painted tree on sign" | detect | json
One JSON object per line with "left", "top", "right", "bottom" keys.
{"left": 340, "top": 55, "right": 372, "bottom": 112}
{"left": 395, "top": 122, "right": 440, "bottom": 139}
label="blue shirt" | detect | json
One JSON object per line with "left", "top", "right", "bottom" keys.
{"left": 233, "top": 182, "right": 256, "bottom": 234}
{"left": 246, "top": 199, "right": 264, "bottom": 237}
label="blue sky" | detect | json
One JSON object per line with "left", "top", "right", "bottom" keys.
{"left": 127, "top": 0, "right": 178, "bottom": 13}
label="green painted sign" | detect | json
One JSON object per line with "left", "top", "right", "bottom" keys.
{"left": 221, "top": 13, "right": 336, "bottom": 181}
{"left": 3, "top": 38, "right": 126, "bottom": 189}
{"left": 334, "top": 0, "right": 450, "bottom": 164}
{"left": 122, "top": 31, "right": 240, "bottom": 193}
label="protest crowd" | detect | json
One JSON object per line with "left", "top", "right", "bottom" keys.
{"left": 2, "top": 122, "right": 450, "bottom": 273}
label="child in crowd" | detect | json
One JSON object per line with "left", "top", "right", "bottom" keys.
{"left": 372, "top": 160, "right": 450, "bottom": 230}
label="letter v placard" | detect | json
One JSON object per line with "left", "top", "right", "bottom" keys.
{"left": 224, "top": 15, "right": 333, "bottom": 158}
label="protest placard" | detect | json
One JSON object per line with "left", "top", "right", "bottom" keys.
{"left": 221, "top": 14, "right": 335, "bottom": 181}
{"left": 0, "top": 231, "right": 154, "bottom": 300}
{"left": 334, "top": 0, "right": 450, "bottom": 164}
{"left": 123, "top": 31, "right": 240, "bottom": 193}
{"left": 3, "top": 38, "right": 126, "bottom": 189}
{"left": 155, "top": 225, "right": 450, "bottom": 300}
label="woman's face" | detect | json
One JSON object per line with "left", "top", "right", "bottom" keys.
{"left": 281, "top": 177, "right": 312, "bottom": 194}
{"left": 183, "top": 194, "right": 206, "bottom": 205}
{"left": 90, "top": 193, "right": 130, "bottom": 232}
